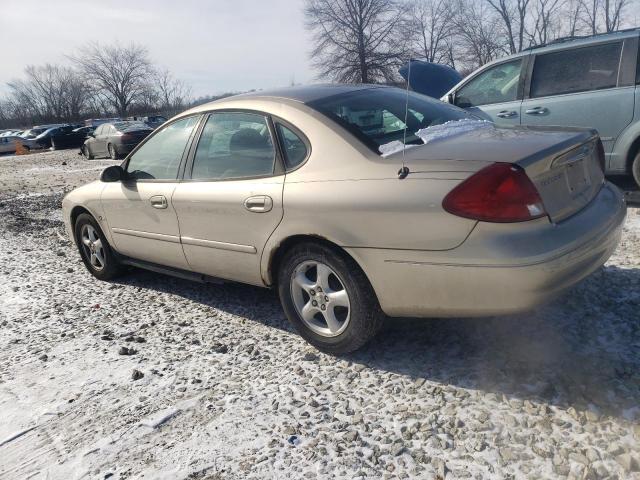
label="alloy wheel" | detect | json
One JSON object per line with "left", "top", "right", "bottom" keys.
{"left": 290, "top": 260, "right": 351, "bottom": 337}
{"left": 81, "top": 224, "right": 106, "bottom": 271}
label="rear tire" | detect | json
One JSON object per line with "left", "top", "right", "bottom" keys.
{"left": 632, "top": 151, "right": 640, "bottom": 189}
{"left": 277, "top": 242, "right": 385, "bottom": 354}
{"left": 74, "top": 213, "right": 125, "bottom": 281}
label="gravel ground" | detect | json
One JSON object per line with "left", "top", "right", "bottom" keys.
{"left": 0, "top": 149, "right": 639, "bottom": 480}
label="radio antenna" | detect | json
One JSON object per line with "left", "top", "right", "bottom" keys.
{"left": 398, "top": 58, "right": 412, "bottom": 179}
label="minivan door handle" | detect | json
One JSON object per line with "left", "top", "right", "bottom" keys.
{"left": 244, "top": 195, "right": 273, "bottom": 213}
{"left": 525, "top": 106, "right": 549, "bottom": 115}
{"left": 496, "top": 110, "right": 518, "bottom": 118}
{"left": 149, "top": 195, "right": 168, "bottom": 209}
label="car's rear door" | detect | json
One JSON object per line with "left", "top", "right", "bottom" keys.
{"left": 520, "top": 38, "right": 637, "bottom": 165}
{"left": 452, "top": 57, "right": 527, "bottom": 126}
{"left": 100, "top": 115, "right": 201, "bottom": 269}
{"left": 172, "top": 111, "right": 285, "bottom": 286}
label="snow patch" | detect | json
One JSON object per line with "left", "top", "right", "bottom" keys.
{"left": 379, "top": 141, "right": 417, "bottom": 157}
{"left": 415, "top": 119, "right": 494, "bottom": 145}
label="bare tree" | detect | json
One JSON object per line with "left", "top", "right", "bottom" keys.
{"left": 527, "top": 0, "right": 564, "bottom": 45}
{"left": 154, "top": 68, "right": 192, "bottom": 111}
{"left": 455, "top": 0, "right": 506, "bottom": 69}
{"left": 70, "top": 42, "right": 153, "bottom": 117}
{"left": 405, "top": 0, "right": 457, "bottom": 65}
{"left": 305, "top": 0, "right": 406, "bottom": 83}
{"left": 6, "top": 64, "right": 89, "bottom": 123}
{"left": 603, "top": 0, "right": 629, "bottom": 31}
{"left": 485, "top": 0, "right": 532, "bottom": 53}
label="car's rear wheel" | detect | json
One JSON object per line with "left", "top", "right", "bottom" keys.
{"left": 108, "top": 143, "right": 119, "bottom": 160}
{"left": 74, "top": 213, "right": 124, "bottom": 281}
{"left": 632, "top": 151, "right": 640, "bottom": 189}
{"left": 83, "top": 145, "right": 94, "bottom": 160}
{"left": 277, "top": 242, "right": 385, "bottom": 354}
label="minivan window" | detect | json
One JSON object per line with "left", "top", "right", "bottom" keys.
{"left": 530, "top": 42, "right": 622, "bottom": 98}
{"left": 455, "top": 59, "right": 522, "bottom": 107}
{"left": 307, "top": 88, "right": 470, "bottom": 152}
{"left": 191, "top": 112, "right": 276, "bottom": 180}
{"left": 126, "top": 116, "right": 199, "bottom": 180}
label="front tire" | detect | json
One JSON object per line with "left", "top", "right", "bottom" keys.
{"left": 74, "top": 213, "right": 124, "bottom": 281}
{"left": 108, "top": 143, "right": 119, "bottom": 160}
{"left": 83, "top": 145, "right": 94, "bottom": 160}
{"left": 278, "top": 242, "right": 385, "bottom": 354}
{"left": 632, "top": 151, "right": 640, "bottom": 189}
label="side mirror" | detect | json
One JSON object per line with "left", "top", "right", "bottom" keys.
{"left": 101, "top": 165, "right": 125, "bottom": 182}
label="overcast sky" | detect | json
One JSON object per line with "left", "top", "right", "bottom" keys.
{"left": 0, "top": 0, "right": 315, "bottom": 98}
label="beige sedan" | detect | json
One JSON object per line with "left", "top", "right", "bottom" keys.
{"left": 62, "top": 85, "right": 626, "bottom": 353}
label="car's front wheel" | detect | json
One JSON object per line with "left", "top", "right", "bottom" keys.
{"left": 108, "top": 144, "right": 119, "bottom": 160}
{"left": 82, "top": 145, "right": 94, "bottom": 160}
{"left": 278, "top": 242, "right": 385, "bottom": 354}
{"left": 74, "top": 213, "right": 124, "bottom": 281}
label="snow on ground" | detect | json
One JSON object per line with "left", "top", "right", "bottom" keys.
{"left": 0, "top": 150, "right": 639, "bottom": 479}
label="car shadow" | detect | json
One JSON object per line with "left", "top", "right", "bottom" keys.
{"left": 115, "top": 264, "right": 640, "bottom": 419}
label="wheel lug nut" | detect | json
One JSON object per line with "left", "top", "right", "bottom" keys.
{"left": 324, "top": 295, "right": 329, "bottom": 302}
{"left": 312, "top": 300, "right": 318, "bottom": 306}
{"left": 317, "top": 287, "right": 322, "bottom": 293}
{"left": 310, "top": 289, "right": 315, "bottom": 296}
{"left": 321, "top": 305, "right": 326, "bottom": 311}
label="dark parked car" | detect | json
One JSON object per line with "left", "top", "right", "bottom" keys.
{"left": 82, "top": 121, "right": 153, "bottom": 159}
{"left": 72, "top": 126, "right": 96, "bottom": 136}
{"left": 21, "top": 125, "right": 86, "bottom": 150}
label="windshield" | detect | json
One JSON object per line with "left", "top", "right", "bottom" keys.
{"left": 307, "top": 88, "right": 473, "bottom": 154}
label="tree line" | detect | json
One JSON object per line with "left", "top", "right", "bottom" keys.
{"left": 305, "top": 0, "right": 638, "bottom": 83}
{"left": 0, "top": 43, "right": 192, "bottom": 129}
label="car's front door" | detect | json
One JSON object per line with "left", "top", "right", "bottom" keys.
{"left": 172, "top": 111, "right": 285, "bottom": 286}
{"left": 100, "top": 115, "right": 200, "bottom": 269}
{"left": 91, "top": 125, "right": 107, "bottom": 157}
{"left": 453, "top": 57, "right": 526, "bottom": 126}
{"left": 520, "top": 40, "right": 636, "bottom": 163}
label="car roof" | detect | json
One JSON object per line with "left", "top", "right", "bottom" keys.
{"left": 188, "top": 84, "right": 390, "bottom": 113}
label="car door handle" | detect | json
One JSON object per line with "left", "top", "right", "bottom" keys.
{"left": 149, "top": 195, "right": 168, "bottom": 209}
{"left": 525, "top": 107, "right": 549, "bottom": 115}
{"left": 497, "top": 110, "right": 518, "bottom": 118}
{"left": 244, "top": 195, "right": 273, "bottom": 213}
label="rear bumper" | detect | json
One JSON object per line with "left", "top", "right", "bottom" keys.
{"left": 347, "top": 182, "right": 626, "bottom": 317}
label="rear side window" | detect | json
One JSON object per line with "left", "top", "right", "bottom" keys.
{"left": 191, "top": 112, "right": 275, "bottom": 180}
{"left": 276, "top": 124, "right": 308, "bottom": 169}
{"left": 531, "top": 42, "right": 622, "bottom": 98}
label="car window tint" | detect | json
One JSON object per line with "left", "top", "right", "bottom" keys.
{"left": 126, "top": 116, "right": 199, "bottom": 180}
{"left": 531, "top": 42, "right": 622, "bottom": 98}
{"left": 307, "top": 88, "right": 470, "bottom": 151}
{"left": 276, "top": 124, "right": 307, "bottom": 169}
{"left": 191, "top": 112, "right": 275, "bottom": 180}
{"left": 456, "top": 59, "right": 522, "bottom": 107}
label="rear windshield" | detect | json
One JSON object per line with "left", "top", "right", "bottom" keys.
{"left": 113, "top": 121, "right": 151, "bottom": 132}
{"left": 307, "top": 88, "right": 471, "bottom": 153}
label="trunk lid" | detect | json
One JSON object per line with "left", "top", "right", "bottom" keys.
{"left": 399, "top": 125, "right": 604, "bottom": 223}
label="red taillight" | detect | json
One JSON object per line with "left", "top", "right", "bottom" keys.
{"left": 443, "top": 163, "right": 546, "bottom": 223}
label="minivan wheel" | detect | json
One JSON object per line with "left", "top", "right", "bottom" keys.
{"left": 108, "top": 144, "right": 118, "bottom": 160}
{"left": 278, "top": 242, "right": 385, "bottom": 354}
{"left": 632, "top": 152, "right": 640, "bottom": 189}
{"left": 74, "top": 213, "right": 124, "bottom": 281}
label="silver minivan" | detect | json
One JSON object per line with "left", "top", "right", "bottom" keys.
{"left": 442, "top": 29, "right": 640, "bottom": 186}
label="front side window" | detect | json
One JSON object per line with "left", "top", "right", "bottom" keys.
{"left": 126, "top": 115, "right": 199, "bottom": 180}
{"left": 276, "top": 123, "right": 308, "bottom": 169}
{"left": 530, "top": 42, "right": 622, "bottom": 98}
{"left": 456, "top": 59, "right": 523, "bottom": 107}
{"left": 191, "top": 112, "right": 275, "bottom": 180}
{"left": 307, "top": 87, "right": 470, "bottom": 152}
